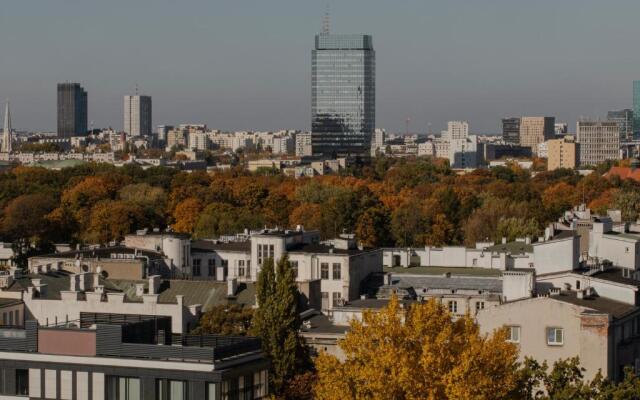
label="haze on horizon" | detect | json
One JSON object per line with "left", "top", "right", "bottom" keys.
{"left": 1, "top": 0, "right": 638, "bottom": 134}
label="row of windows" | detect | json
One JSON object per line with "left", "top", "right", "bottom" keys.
{"left": 320, "top": 263, "right": 342, "bottom": 280}
{"left": 506, "top": 326, "right": 564, "bottom": 346}
{"left": 446, "top": 301, "right": 485, "bottom": 314}
{"left": 257, "top": 244, "right": 274, "bottom": 267}
{"left": 1, "top": 310, "right": 19, "bottom": 326}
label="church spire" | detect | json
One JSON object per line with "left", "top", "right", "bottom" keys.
{"left": 3, "top": 100, "right": 12, "bottom": 153}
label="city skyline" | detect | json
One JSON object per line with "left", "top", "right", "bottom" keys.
{"left": 2, "top": 1, "right": 640, "bottom": 133}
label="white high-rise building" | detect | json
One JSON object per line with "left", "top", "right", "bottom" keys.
{"left": 446, "top": 121, "right": 469, "bottom": 140}
{"left": 124, "top": 95, "right": 152, "bottom": 136}
{"left": 449, "top": 135, "right": 478, "bottom": 169}
{"left": 2, "top": 100, "right": 11, "bottom": 153}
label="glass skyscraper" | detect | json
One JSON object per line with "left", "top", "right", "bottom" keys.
{"left": 607, "top": 109, "right": 633, "bottom": 142}
{"left": 312, "top": 34, "right": 375, "bottom": 158}
{"left": 57, "top": 83, "right": 88, "bottom": 137}
{"left": 633, "top": 81, "right": 640, "bottom": 139}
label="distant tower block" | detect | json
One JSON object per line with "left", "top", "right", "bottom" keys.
{"left": 2, "top": 100, "right": 11, "bottom": 153}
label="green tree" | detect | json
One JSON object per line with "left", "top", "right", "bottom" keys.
{"left": 251, "top": 256, "right": 309, "bottom": 396}
{"left": 613, "top": 190, "right": 640, "bottom": 223}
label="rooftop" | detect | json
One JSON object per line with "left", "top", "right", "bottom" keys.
{"left": 383, "top": 266, "right": 502, "bottom": 277}
{"left": 590, "top": 268, "right": 640, "bottom": 286}
{"left": 288, "top": 243, "right": 371, "bottom": 256}
{"left": 485, "top": 241, "right": 533, "bottom": 255}
{"left": 550, "top": 291, "right": 638, "bottom": 319}
{"left": 603, "top": 231, "right": 640, "bottom": 241}
{"left": 192, "top": 240, "right": 251, "bottom": 253}
{"left": 32, "top": 245, "right": 164, "bottom": 261}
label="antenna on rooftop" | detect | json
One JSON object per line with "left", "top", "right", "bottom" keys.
{"left": 322, "top": 4, "right": 331, "bottom": 34}
{"left": 405, "top": 117, "right": 411, "bottom": 136}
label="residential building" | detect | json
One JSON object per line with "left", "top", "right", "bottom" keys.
{"left": 0, "top": 314, "right": 267, "bottom": 399}
{"left": 576, "top": 121, "right": 620, "bottom": 166}
{"left": 295, "top": 132, "right": 313, "bottom": 157}
{"left": 311, "top": 33, "right": 375, "bottom": 158}
{"left": 57, "top": 83, "right": 88, "bottom": 138}
{"left": 449, "top": 135, "right": 478, "bottom": 169}
{"left": 2, "top": 100, "right": 11, "bottom": 153}
{"left": 502, "top": 117, "right": 521, "bottom": 145}
{"left": 156, "top": 125, "right": 172, "bottom": 147}
{"left": 555, "top": 123, "right": 568, "bottom": 136}
{"left": 547, "top": 136, "right": 578, "bottom": 171}
{"left": 188, "top": 131, "right": 210, "bottom": 151}
{"left": 537, "top": 141, "right": 548, "bottom": 159}
{"left": 519, "top": 117, "right": 555, "bottom": 154}
{"left": 607, "top": 109, "right": 633, "bottom": 142}
{"left": 371, "top": 128, "right": 385, "bottom": 156}
{"left": 445, "top": 121, "right": 469, "bottom": 140}
{"left": 166, "top": 128, "right": 187, "bottom": 149}
{"left": 123, "top": 95, "right": 152, "bottom": 137}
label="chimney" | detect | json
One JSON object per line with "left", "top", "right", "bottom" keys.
{"left": 148, "top": 275, "right": 161, "bottom": 295}
{"left": 227, "top": 278, "right": 238, "bottom": 297}
{"left": 525, "top": 237, "right": 531, "bottom": 245}
{"left": 135, "top": 283, "right": 145, "bottom": 297}
{"left": 93, "top": 271, "right": 100, "bottom": 288}
{"left": 502, "top": 237, "right": 507, "bottom": 244}
{"left": 69, "top": 275, "right": 79, "bottom": 292}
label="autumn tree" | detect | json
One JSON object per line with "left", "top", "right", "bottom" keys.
{"left": 251, "top": 256, "right": 309, "bottom": 397}
{"left": 314, "top": 297, "right": 520, "bottom": 400}
{"left": 613, "top": 189, "right": 640, "bottom": 223}
{"left": 355, "top": 206, "right": 392, "bottom": 248}
{"left": 172, "top": 197, "right": 203, "bottom": 233}
{"left": 1, "top": 193, "right": 57, "bottom": 246}
{"left": 84, "top": 200, "right": 145, "bottom": 243}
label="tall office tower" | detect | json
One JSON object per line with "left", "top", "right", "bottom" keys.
{"left": 577, "top": 121, "right": 620, "bottom": 166}
{"left": 502, "top": 118, "right": 521, "bottom": 144}
{"left": 312, "top": 33, "right": 375, "bottom": 158}
{"left": 57, "top": 83, "right": 87, "bottom": 137}
{"left": 2, "top": 100, "right": 11, "bottom": 153}
{"left": 634, "top": 81, "right": 640, "bottom": 139}
{"left": 124, "top": 95, "right": 152, "bottom": 136}
{"left": 607, "top": 109, "right": 633, "bottom": 142}
{"left": 445, "top": 121, "right": 469, "bottom": 140}
{"left": 519, "top": 117, "right": 555, "bottom": 154}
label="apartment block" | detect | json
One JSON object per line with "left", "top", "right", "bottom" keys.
{"left": 547, "top": 136, "right": 578, "bottom": 170}
{"left": 519, "top": 117, "right": 555, "bottom": 154}
{"left": 577, "top": 121, "right": 620, "bottom": 166}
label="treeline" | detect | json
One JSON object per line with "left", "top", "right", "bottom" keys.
{"left": 1, "top": 158, "right": 639, "bottom": 257}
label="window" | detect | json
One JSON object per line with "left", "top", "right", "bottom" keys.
{"left": 475, "top": 301, "right": 485, "bottom": 311}
{"left": 332, "top": 263, "right": 341, "bottom": 280}
{"left": 169, "top": 380, "right": 187, "bottom": 400}
{"left": 547, "top": 327, "right": 564, "bottom": 346}
{"left": 290, "top": 261, "right": 298, "bottom": 279}
{"left": 208, "top": 259, "right": 215, "bottom": 276}
{"left": 332, "top": 292, "right": 342, "bottom": 306}
{"left": 258, "top": 244, "right": 263, "bottom": 266}
{"left": 238, "top": 260, "right": 245, "bottom": 277}
{"left": 507, "top": 326, "right": 520, "bottom": 343}
{"left": 207, "top": 383, "right": 219, "bottom": 400}
{"left": 107, "top": 376, "right": 140, "bottom": 400}
{"left": 246, "top": 260, "right": 251, "bottom": 278}
{"left": 193, "top": 259, "right": 201, "bottom": 276}
{"left": 576, "top": 280, "right": 581, "bottom": 290}
{"left": 320, "top": 263, "right": 329, "bottom": 279}
{"left": 448, "top": 301, "right": 458, "bottom": 313}
{"left": 253, "top": 370, "right": 268, "bottom": 398}
{"left": 15, "top": 369, "right": 28, "bottom": 396}
{"left": 269, "top": 245, "right": 274, "bottom": 259}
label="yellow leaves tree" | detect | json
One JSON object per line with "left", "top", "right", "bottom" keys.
{"left": 172, "top": 197, "right": 203, "bottom": 233}
{"left": 314, "top": 297, "right": 519, "bottom": 400}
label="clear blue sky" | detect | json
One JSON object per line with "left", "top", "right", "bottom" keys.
{"left": 1, "top": 0, "right": 639, "bottom": 133}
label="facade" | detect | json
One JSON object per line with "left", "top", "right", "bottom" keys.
{"left": 519, "top": 117, "right": 555, "bottom": 154}
{"left": 502, "top": 117, "right": 521, "bottom": 145}
{"left": 607, "top": 109, "right": 633, "bottom": 142}
{"left": 311, "top": 34, "right": 375, "bottom": 158}
{"left": 0, "top": 316, "right": 267, "bottom": 400}
{"left": 2, "top": 100, "right": 11, "bottom": 153}
{"left": 547, "top": 136, "right": 578, "bottom": 171}
{"left": 576, "top": 121, "right": 620, "bottom": 166}
{"left": 634, "top": 81, "right": 640, "bottom": 139}
{"left": 445, "top": 121, "right": 469, "bottom": 140}
{"left": 295, "top": 132, "right": 313, "bottom": 157}
{"left": 57, "top": 83, "right": 88, "bottom": 138}
{"left": 124, "top": 95, "right": 152, "bottom": 137}
{"left": 449, "top": 135, "right": 478, "bottom": 169}
{"left": 371, "top": 128, "right": 385, "bottom": 156}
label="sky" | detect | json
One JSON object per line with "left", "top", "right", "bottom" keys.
{"left": 1, "top": 0, "right": 639, "bottom": 134}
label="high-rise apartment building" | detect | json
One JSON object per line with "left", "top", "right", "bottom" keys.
{"left": 312, "top": 33, "right": 375, "bottom": 158}
{"left": 502, "top": 118, "right": 521, "bottom": 145}
{"left": 2, "top": 100, "right": 11, "bottom": 153}
{"left": 519, "top": 117, "right": 555, "bottom": 154}
{"left": 577, "top": 121, "right": 620, "bottom": 166}
{"left": 445, "top": 121, "right": 469, "bottom": 140}
{"left": 57, "top": 83, "right": 87, "bottom": 137}
{"left": 547, "top": 136, "right": 578, "bottom": 171}
{"left": 124, "top": 95, "right": 152, "bottom": 136}
{"left": 607, "top": 109, "right": 633, "bottom": 143}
